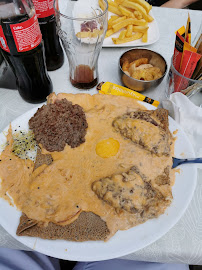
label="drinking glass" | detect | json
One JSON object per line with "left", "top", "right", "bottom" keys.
{"left": 54, "top": 0, "right": 108, "bottom": 90}
{"left": 166, "top": 57, "right": 202, "bottom": 98}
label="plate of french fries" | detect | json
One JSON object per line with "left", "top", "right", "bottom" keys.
{"left": 99, "top": 0, "right": 159, "bottom": 47}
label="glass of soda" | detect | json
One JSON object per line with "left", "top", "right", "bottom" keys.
{"left": 54, "top": 0, "right": 108, "bottom": 90}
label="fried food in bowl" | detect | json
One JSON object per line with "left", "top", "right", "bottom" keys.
{"left": 119, "top": 48, "right": 167, "bottom": 92}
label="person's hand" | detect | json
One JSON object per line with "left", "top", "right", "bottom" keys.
{"left": 161, "top": 0, "right": 199, "bottom": 8}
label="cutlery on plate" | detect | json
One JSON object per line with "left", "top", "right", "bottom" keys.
{"left": 172, "top": 157, "right": 202, "bottom": 168}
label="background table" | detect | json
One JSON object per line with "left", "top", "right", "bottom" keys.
{"left": 0, "top": 7, "right": 202, "bottom": 265}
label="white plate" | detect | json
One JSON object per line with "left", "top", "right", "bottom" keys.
{"left": 0, "top": 102, "right": 197, "bottom": 261}
{"left": 103, "top": 10, "right": 159, "bottom": 47}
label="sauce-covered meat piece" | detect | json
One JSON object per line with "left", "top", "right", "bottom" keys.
{"left": 92, "top": 166, "right": 170, "bottom": 219}
{"left": 113, "top": 109, "right": 170, "bottom": 156}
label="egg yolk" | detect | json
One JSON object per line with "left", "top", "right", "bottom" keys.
{"left": 96, "top": 138, "right": 120, "bottom": 158}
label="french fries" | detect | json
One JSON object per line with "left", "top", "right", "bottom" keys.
{"left": 108, "top": 15, "right": 120, "bottom": 29}
{"left": 129, "top": 0, "right": 152, "bottom": 13}
{"left": 108, "top": 5, "right": 123, "bottom": 16}
{"left": 99, "top": 0, "right": 153, "bottom": 44}
{"left": 147, "top": 14, "right": 154, "bottom": 22}
{"left": 112, "top": 18, "right": 147, "bottom": 32}
{"left": 126, "top": 24, "right": 133, "bottom": 37}
{"left": 76, "top": 29, "right": 104, "bottom": 39}
{"left": 119, "top": 29, "right": 127, "bottom": 39}
{"left": 134, "top": 10, "right": 143, "bottom": 20}
{"left": 111, "top": 16, "right": 127, "bottom": 26}
{"left": 133, "top": 25, "right": 148, "bottom": 32}
{"left": 118, "top": 5, "right": 134, "bottom": 18}
{"left": 114, "top": 0, "right": 124, "bottom": 4}
{"left": 142, "top": 28, "right": 148, "bottom": 42}
{"left": 108, "top": 0, "right": 118, "bottom": 7}
{"left": 122, "top": 1, "right": 149, "bottom": 21}
{"left": 112, "top": 32, "right": 143, "bottom": 44}
{"left": 98, "top": 0, "right": 105, "bottom": 11}
{"left": 106, "top": 29, "right": 114, "bottom": 37}
{"left": 108, "top": 15, "right": 120, "bottom": 25}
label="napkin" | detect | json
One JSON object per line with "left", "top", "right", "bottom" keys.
{"left": 162, "top": 92, "right": 202, "bottom": 169}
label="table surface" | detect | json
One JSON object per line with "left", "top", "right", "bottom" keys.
{"left": 0, "top": 6, "right": 202, "bottom": 265}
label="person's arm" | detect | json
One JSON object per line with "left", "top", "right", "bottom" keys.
{"left": 161, "top": 0, "right": 199, "bottom": 8}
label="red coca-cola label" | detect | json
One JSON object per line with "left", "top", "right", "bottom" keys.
{"left": 10, "top": 14, "right": 42, "bottom": 53}
{"left": 0, "top": 26, "right": 10, "bottom": 52}
{"left": 32, "top": 0, "right": 55, "bottom": 18}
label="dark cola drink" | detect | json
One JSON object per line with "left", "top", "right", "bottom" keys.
{"left": 39, "top": 16, "right": 64, "bottom": 71}
{"left": 70, "top": 65, "right": 98, "bottom": 89}
{"left": 32, "top": 0, "right": 64, "bottom": 71}
{"left": 0, "top": 1, "right": 52, "bottom": 103}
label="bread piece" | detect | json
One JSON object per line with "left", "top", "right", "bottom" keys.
{"left": 112, "top": 108, "right": 170, "bottom": 156}
{"left": 34, "top": 148, "right": 53, "bottom": 170}
{"left": 16, "top": 212, "right": 110, "bottom": 242}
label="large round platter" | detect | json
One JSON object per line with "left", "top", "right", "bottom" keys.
{"left": 0, "top": 101, "right": 197, "bottom": 261}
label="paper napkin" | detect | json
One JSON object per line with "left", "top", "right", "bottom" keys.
{"left": 162, "top": 92, "right": 202, "bottom": 169}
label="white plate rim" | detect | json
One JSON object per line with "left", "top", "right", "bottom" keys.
{"left": 0, "top": 101, "right": 197, "bottom": 261}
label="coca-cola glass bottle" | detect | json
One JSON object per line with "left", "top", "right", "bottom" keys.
{"left": 0, "top": 0, "right": 53, "bottom": 103}
{"left": 32, "top": 0, "right": 64, "bottom": 71}
{"left": 54, "top": 0, "right": 108, "bottom": 90}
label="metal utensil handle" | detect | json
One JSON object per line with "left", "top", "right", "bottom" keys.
{"left": 177, "top": 158, "right": 202, "bottom": 166}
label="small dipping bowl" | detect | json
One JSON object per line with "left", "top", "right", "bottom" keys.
{"left": 119, "top": 48, "right": 168, "bottom": 92}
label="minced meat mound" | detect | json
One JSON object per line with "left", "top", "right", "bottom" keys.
{"left": 29, "top": 99, "right": 88, "bottom": 152}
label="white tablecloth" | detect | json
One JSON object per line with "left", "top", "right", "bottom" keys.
{"left": 0, "top": 7, "right": 202, "bottom": 265}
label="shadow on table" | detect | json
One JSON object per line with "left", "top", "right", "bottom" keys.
{"left": 59, "top": 261, "right": 202, "bottom": 270}
{"left": 60, "top": 260, "right": 77, "bottom": 270}
{"left": 190, "top": 266, "right": 202, "bottom": 270}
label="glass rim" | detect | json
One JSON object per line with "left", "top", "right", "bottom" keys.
{"left": 170, "top": 56, "right": 202, "bottom": 84}
{"left": 54, "top": 0, "right": 108, "bottom": 21}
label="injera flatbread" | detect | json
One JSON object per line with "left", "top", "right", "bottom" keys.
{"left": 34, "top": 148, "right": 53, "bottom": 170}
{"left": 17, "top": 212, "right": 110, "bottom": 241}
{"left": 18, "top": 149, "right": 109, "bottom": 241}
{"left": 14, "top": 103, "right": 172, "bottom": 242}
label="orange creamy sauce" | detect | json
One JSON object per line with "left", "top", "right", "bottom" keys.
{"left": 173, "top": 129, "right": 178, "bottom": 135}
{"left": 0, "top": 94, "right": 175, "bottom": 239}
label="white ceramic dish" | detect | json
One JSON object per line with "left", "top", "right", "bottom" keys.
{"left": 103, "top": 10, "right": 159, "bottom": 47}
{"left": 0, "top": 102, "right": 197, "bottom": 261}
